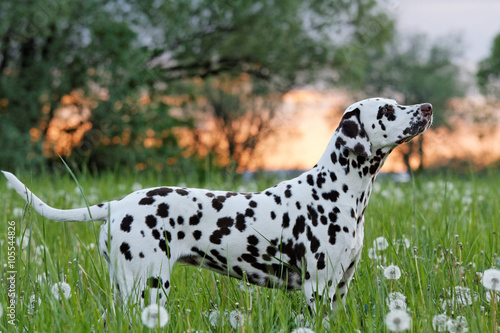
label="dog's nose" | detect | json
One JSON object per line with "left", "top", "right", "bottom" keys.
{"left": 421, "top": 103, "right": 433, "bottom": 116}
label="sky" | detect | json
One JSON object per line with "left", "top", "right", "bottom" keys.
{"left": 394, "top": 0, "right": 500, "bottom": 68}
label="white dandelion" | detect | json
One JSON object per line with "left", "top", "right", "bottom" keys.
{"left": 446, "top": 316, "right": 469, "bottom": 333}
{"left": 208, "top": 310, "right": 222, "bottom": 327}
{"left": 51, "top": 282, "right": 71, "bottom": 300}
{"left": 384, "top": 265, "right": 402, "bottom": 280}
{"left": 13, "top": 207, "right": 24, "bottom": 217}
{"left": 293, "top": 313, "right": 312, "bottom": 328}
{"left": 397, "top": 237, "right": 411, "bottom": 249}
{"left": 132, "top": 183, "right": 142, "bottom": 192}
{"left": 386, "top": 292, "right": 407, "bottom": 311}
{"left": 432, "top": 314, "right": 449, "bottom": 332}
{"left": 450, "top": 286, "right": 476, "bottom": 306}
{"left": 374, "top": 237, "right": 389, "bottom": 251}
{"left": 385, "top": 309, "right": 411, "bottom": 332}
{"left": 35, "top": 245, "right": 47, "bottom": 257}
{"left": 229, "top": 310, "right": 244, "bottom": 329}
{"left": 141, "top": 304, "right": 169, "bottom": 328}
{"left": 482, "top": 269, "right": 500, "bottom": 291}
{"left": 291, "top": 328, "right": 315, "bottom": 333}
{"left": 368, "top": 247, "right": 382, "bottom": 261}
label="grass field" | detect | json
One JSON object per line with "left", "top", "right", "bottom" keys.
{"left": 0, "top": 169, "right": 499, "bottom": 332}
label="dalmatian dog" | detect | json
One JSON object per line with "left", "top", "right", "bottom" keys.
{"left": 3, "top": 98, "right": 432, "bottom": 312}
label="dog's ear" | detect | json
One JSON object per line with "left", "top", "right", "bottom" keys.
{"left": 336, "top": 108, "right": 372, "bottom": 158}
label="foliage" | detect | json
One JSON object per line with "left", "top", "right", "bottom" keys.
{"left": 477, "top": 33, "right": 500, "bottom": 96}
{"left": 0, "top": 0, "right": 395, "bottom": 172}
{"left": 1, "top": 170, "right": 499, "bottom": 331}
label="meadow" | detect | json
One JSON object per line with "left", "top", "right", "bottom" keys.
{"left": 0, "top": 169, "right": 499, "bottom": 332}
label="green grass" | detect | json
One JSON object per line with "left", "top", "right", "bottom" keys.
{"left": 0, "top": 170, "right": 499, "bottom": 332}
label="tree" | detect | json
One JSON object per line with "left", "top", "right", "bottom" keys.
{"left": 361, "top": 34, "right": 465, "bottom": 172}
{"left": 0, "top": 0, "right": 395, "bottom": 172}
{"left": 477, "top": 33, "right": 500, "bottom": 96}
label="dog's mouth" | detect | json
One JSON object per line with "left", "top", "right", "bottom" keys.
{"left": 396, "top": 103, "right": 433, "bottom": 144}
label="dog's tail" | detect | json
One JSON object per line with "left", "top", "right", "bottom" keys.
{"left": 2, "top": 171, "right": 109, "bottom": 222}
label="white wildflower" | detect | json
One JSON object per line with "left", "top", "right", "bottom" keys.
{"left": 397, "top": 237, "right": 411, "bottom": 249}
{"left": 446, "top": 315, "right": 468, "bottom": 333}
{"left": 482, "top": 269, "right": 500, "bottom": 291}
{"left": 141, "top": 304, "right": 169, "bottom": 328}
{"left": 293, "top": 312, "right": 313, "bottom": 328}
{"left": 132, "top": 183, "right": 142, "bottom": 192}
{"left": 384, "top": 265, "right": 402, "bottom": 280}
{"left": 208, "top": 310, "right": 222, "bottom": 326}
{"left": 51, "top": 282, "right": 71, "bottom": 300}
{"left": 35, "top": 245, "right": 47, "bottom": 257}
{"left": 374, "top": 237, "right": 389, "bottom": 251}
{"left": 13, "top": 207, "right": 24, "bottom": 217}
{"left": 450, "top": 286, "right": 476, "bottom": 306}
{"left": 368, "top": 247, "right": 382, "bottom": 261}
{"left": 385, "top": 309, "right": 411, "bottom": 332}
{"left": 229, "top": 310, "right": 244, "bottom": 329}
{"left": 291, "top": 328, "right": 315, "bottom": 333}
{"left": 386, "top": 292, "right": 407, "bottom": 311}
{"left": 432, "top": 314, "right": 449, "bottom": 332}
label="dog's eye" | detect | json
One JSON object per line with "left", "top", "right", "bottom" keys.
{"left": 381, "top": 105, "right": 394, "bottom": 113}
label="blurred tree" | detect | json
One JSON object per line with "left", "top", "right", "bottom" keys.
{"left": 361, "top": 34, "right": 465, "bottom": 172}
{"left": 477, "top": 33, "right": 500, "bottom": 96}
{"left": 0, "top": 0, "right": 395, "bottom": 172}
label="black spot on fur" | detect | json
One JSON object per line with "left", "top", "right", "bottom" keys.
{"left": 147, "top": 277, "right": 161, "bottom": 288}
{"left": 235, "top": 213, "right": 246, "bottom": 232}
{"left": 341, "top": 120, "right": 359, "bottom": 138}
{"left": 139, "top": 197, "right": 155, "bottom": 205}
{"left": 247, "top": 235, "right": 259, "bottom": 245}
{"left": 212, "top": 198, "right": 224, "bottom": 211}
{"left": 293, "top": 216, "right": 306, "bottom": 239}
{"left": 120, "top": 215, "right": 133, "bottom": 232}
{"left": 282, "top": 213, "right": 290, "bottom": 228}
{"left": 156, "top": 203, "right": 169, "bottom": 218}
{"left": 152, "top": 229, "right": 160, "bottom": 239}
{"left": 328, "top": 224, "right": 342, "bottom": 245}
{"left": 147, "top": 187, "right": 173, "bottom": 196}
{"left": 175, "top": 189, "right": 189, "bottom": 196}
{"left": 120, "top": 242, "right": 133, "bottom": 261}
{"left": 193, "top": 230, "right": 202, "bottom": 240}
{"left": 177, "top": 231, "right": 185, "bottom": 239}
{"left": 322, "top": 190, "right": 339, "bottom": 202}
{"left": 145, "top": 215, "right": 157, "bottom": 229}
{"left": 189, "top": 214, "right": 200, "bottom": 225}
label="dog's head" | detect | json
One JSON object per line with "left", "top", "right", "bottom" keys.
{"left": 337, "top": 98, "right": 433, "bottom": 158}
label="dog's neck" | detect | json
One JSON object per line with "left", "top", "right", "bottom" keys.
{"left": 314, "top": 133, "right": 393, "bottom": 216}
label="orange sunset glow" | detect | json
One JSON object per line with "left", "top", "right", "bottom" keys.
{"left": 37, "top": 90, "right": 500, "bottom": 173}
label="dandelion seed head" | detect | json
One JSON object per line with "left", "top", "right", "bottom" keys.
{"left": 482, "top": 269, "right": 500, "bottom": 291}
{"left": 386, "top": 292, "right": 407, "bottom": 311}
{"left": 141, "top": 304, "right": 169, "bottom": 328}
{"left": 446, "top": 316, "right": 468, "bottom": 333}
{"left": 208, "top": 310, "right": 222, "bottom": 327}
{"left": 229, "top": 310, "right": 244, "bottom": 329}
{"left": 432, "top": 314, "right": 449, "bottom": 332}
{"left": 368, "top": 247, "right": 382, "bottom": 261}
{"left": 385, "top": 309, "right": 411, "bottom": 332}
{"left": 291, "top": 328, "right": 315, "bottom": 333}
{"left": 384, "top": 265, "right": 402, "bottom": 280}
{"left": 51, "top": 282, "right": 71, "bottom": 300}
{"left": 374, "top": 237, "right": 389, "bottom": 251}
{"left": 131, "top": 183, "right": 142, "bottom": 192}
